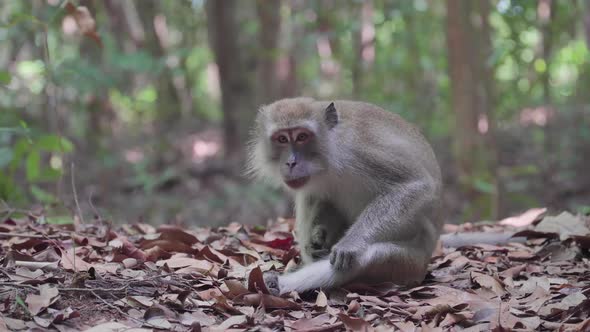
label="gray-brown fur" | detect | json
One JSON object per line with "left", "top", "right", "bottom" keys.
{"left": 249, "top": 97, "right": 443, "bottom": 294}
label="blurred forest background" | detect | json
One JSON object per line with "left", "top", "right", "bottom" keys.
{"left": 1, "top": 0, "right": 589, "bottom": 227}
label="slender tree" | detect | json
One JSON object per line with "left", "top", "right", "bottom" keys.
{"left": 446, "top": 0, "right": 499, "bottom": 219}
{"left": 256, "top": 0, "right": 281, "bottom": 105}
{"left": 205, "top": 0, "right": 257, "bottom": 168}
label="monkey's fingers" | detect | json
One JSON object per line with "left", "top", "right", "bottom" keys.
{"left": 263, "top": 271, "right": 281, "bottom": 296}
{"left": 330, "top": 249, "right": 355, "bottom": 271}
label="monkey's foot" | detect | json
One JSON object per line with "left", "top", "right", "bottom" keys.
{"left": 263, "top": 271, "right": 281, "bottom": 296}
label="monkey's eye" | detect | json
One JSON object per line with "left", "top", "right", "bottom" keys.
{"left": 277, "top": 135, "right": 288, "bottom": 144}
{"left": 296, "top": 133, "right": 309, "bottom": 142}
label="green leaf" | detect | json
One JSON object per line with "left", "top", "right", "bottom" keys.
{"left": 0, "top": 70, "right": 11, "bottom": 85}
{"left": 577, "top": 205, "right": 590, "bottom": 216}
{"left": 473, "top": 178, "right": 495, "bottom": 194}
{"left": 0, "top": 147, "right": 13, "bottom": 168}
{"left": 14, "top": 294, "right": 29, "bottom": 314}
{"left": 46, "top": 215, "right": 74, "bottom": 225}
{"left": 30, "top": 185, "right": 57, "bottom": 204}
{"left": 36, "top": 135, "right": 74, "bottom": 152}
{"left": 10, "top": 138, "right": 31, "bottom": 172}
{"left": 26, "top": 150, "right": 41, "bottom": 181}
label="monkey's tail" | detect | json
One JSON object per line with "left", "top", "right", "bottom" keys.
{"left": 278, "top": 259, "right": 358, "bottom": 294}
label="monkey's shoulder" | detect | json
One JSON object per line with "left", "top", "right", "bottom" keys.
{"left": 326, "top": 100, "right": 424, "bottom": 139}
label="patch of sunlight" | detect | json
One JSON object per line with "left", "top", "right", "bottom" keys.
{"left": 534, "top": 59, "right": 546, "bottom": 73}
{"left": 49, "top": 155, "right": 63, "bottom": 170}
{"left": 136, "top": 86, "right": 157, "bottom": 104}
{"left": 16, "top": 60, "right": 45, "bottom": 94}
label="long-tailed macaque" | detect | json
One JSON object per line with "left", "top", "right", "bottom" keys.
{"left": 247, "top": 97, "right": 443, "bottom": 295}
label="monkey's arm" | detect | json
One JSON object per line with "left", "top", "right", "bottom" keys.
{"left": 296, "top": 196, "right": 347, "bottom": 264}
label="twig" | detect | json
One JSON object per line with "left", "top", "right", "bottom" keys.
{"left": 0, "top": 282, "right": 38, "bottom": 291}
{"left": 91, "top": 290, "right": 158, "bottom": 328}
{"left": 0, "top": 199, "right": 33, "bottom": 220}
{"left": 87, "top": 190, "right": 104, "bottom": 223}
{"left": 59, "top": 272, "right": 178, "bottom": 293}
{"left": 71, "top": 162, "right": 85, "bottom": 225}
{"left": 0, "top": 232, "right": 67, "bottom": 239}
{"left": 14, "top": 261, "right": 60, "bottom": 271}
{"left": 59, "top": 284, "right": 132, "bottom": 293}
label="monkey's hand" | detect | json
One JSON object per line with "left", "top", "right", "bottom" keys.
{"left": 263, "top": 271, "right": 281, "bottom": 296}
{"left": 305, "top": 225, "right": 330, "bottom": 260}
{"left": 329, "top": 239, "right": 364, "bottom": 271}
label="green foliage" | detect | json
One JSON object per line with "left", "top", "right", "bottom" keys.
{"left": 0, "top": 70, "right": 11, "bottom": 85}
{"left": 0, "top": 121, "right": 73, "bottom": 204}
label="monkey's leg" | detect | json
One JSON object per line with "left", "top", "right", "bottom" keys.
{"left": 276, "top": 241, "right": 429, "bottom": 294}
{"left": 330, "top": 181, "right": 440, "bottom": 271}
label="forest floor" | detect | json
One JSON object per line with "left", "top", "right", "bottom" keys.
{"left": 0, "top": 208, "right": 589, "bottom": 331}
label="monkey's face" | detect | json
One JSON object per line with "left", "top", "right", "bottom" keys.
{"left": 269, "top": 126, "right": 324, "bottom": 189}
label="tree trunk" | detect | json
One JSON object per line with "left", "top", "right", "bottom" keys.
{"left": 277, "top": 0, "right": 304, "bottom": 98}
{"left": 446, "top": 0, "right": 480, "bottom": 180}
{"left": 472, "top": 1, "right": 501, "bottom": 219}
{"left": 538, "top": 0, "right": 555, "bottom": 104}
{"left": 585, "top": 0, "right": 590, "bottom": 49}
{"left": 206, "top": 0, "right": 257, "bottom": 168}
{"left": 447, "top": 0, "right": 501, "bottom": 220}
{"left": 352, "top": 1, "right": 374, "bottom": 97}
{"left": 256, "top": 0, "right": 281, "bottom": 104}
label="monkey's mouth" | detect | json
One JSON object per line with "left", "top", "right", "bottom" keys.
{"left": 285, "top": 177, "right": 309, "bottom": 189}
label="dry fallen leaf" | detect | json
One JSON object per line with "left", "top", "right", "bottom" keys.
{"left": 499, "top": 207, "right": 547, "bottom": 227}
{"left": 25, "top": 284, "right": 59, "bottom": 315}
{"left": 1, "top": 209, "right": 589, "bottom": 330}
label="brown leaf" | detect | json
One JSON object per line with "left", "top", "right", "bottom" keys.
{"left": 535, "top": 212, "right": 590, "bottom": 240}
{"left": 197, "top": 288, "right": 223, "bottom": 301}
{"left": 499, "top": 264, "right": 528, "bottom": 279}
{"left": 109, "top": 237, "right": 147, "bottom": 261}
{"left": 287, "top": 313, "right": 334, "bottom": 330}
{"left": 214, "top": 315, "right": 248, "bottom": 330}
{"left": 141, "top": 239, "right": 192, "bottom": 254}
{"left": 337, "top": 313, "right": 373, "bottom": 332}
{"left": 471, "top": 272, "right": 506, "bottom": 297}
{"left": 196, "top": 246, "right": 226, "bottom": 263}
{"left": 64, "top": 3, "right": 102, "bottom": 47}
{"left": 236, "top": 293, "right": 301, "bottom": 309}
{"left": 179, "top": 311, "right": 216, "bottom": 327}
{"left": 158, "top": 225, "right": 199, "bottom": 245}
{"left": 315, "top": 291, "right": 328, "bottom": 308}
{"left": 499, "top": 208, "right": 546, "bottom": 227}
{"left": 223, "top": 279, "right": 249, "bottom": 299}
{"left": 156, "top": 255, "right": 213, "bottom": 271}
{"left": 347, "top": 300, "right": 361, "bottom": 314}
{"left": 60, "top": 247, "right": 92, "bottom": 272}
{"left": 247, "top": 266, "right": 270, "bottom": 294}
{"left": 571, "top": 235, "right": 590, "bottom": 249}
{"left": 144, "top": 245, "right": 172, "bottom": 261}
{"left": 25, "top": 284, "right": 59, "bottom": 315}
{"left": 393, "top": 321, "right": 417, "bottom": 332}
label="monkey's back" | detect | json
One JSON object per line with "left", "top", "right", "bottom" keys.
{"left": 313, "top": 100, "right": 442, "bottom": 186}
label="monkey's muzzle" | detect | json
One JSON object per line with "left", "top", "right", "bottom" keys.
{"left": 284, "top": 176, "right": 309, "bottom": 189}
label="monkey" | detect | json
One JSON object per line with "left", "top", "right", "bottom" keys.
{"left": 247, "top": 97, "right": 444, "bottom": 295}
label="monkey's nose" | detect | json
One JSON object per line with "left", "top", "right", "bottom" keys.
{"left": 286, "top": 161, "right": 297, "bottom": 169}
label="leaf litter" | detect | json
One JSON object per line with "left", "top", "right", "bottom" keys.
{"left": 0, "top": 211, "right": 588, "bottom": 331}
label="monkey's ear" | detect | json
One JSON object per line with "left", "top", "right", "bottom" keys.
{"left": 325, "top": 102, "right": 338, "bottom": 129}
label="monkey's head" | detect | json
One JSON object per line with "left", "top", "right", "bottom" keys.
{"left": 247, "top": 98, "right": 338, "bottom": 190}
